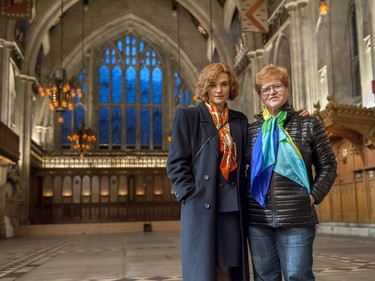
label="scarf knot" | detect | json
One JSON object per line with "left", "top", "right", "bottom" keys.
{"left": 205, "top": 102, "right": 237, "bottom": 180}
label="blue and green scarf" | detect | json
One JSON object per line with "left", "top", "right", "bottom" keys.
{"left": 250, "top": 108, "right": 310, "bottom": 207}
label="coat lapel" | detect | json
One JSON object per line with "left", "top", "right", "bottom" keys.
{"left": 198, "top": 103, "right": 220, "bottom": 159}
{"left": 228, "top": 110, "right": 241, "bottom": 164}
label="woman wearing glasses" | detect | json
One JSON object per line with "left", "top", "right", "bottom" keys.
{"left": 246, "top": 64, "right": 337, "bottom": 281}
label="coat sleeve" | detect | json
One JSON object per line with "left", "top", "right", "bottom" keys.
{"left": 166, "top": 108, "right": 196, "bottom": 202}
{"left": 310, "top": 117, "right": 337, "bottom": 204}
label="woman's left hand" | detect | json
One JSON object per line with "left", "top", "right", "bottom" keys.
{"left": 298, "top": 109, "right": 310, "bottom": 117}
{"left": 309, "top": 195, "right": 315, "bottom": 205}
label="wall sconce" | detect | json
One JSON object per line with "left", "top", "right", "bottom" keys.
{"left": 62, "top": 192, "right": 72, "bottom": 197}
{"left": 342, "top": 148, "right": 348, "bottom": 164}
{"left": 82, "top": 193, "right": 91, "bottom": 197}
{"left": 167, "top": 135, "right": 172, "bottom": 142}
{"left": 319, "top": 0, "right": 329, "bottom": 16}
{"left": 118, "top": 191, "right": 127, "bottom": 196}
{"left": 100, "top": 192, "right": 109, "bottom": 196}
{"left": 43, "top": 192, "right": 53, "bottom": 197}
{"left": 154, "top": 191, "right": 162, "bottom": 196}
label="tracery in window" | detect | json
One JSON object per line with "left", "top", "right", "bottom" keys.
{"left": 97, "top": 35, "right": 164, "bottom": 150}
{"left": 174, "top": 71, "right": 192, "bottom": 107}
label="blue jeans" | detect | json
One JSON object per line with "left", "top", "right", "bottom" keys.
{"left": 248, "top": 226, "right": 316, "bottom": 281}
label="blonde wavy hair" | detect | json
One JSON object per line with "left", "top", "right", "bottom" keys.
{"left": 195, "top": 63, "right": 239, "bottom": 102}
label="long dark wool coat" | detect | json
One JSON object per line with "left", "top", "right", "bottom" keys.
{"left": 167, "top": 102, "right": 249, "bottom": 281}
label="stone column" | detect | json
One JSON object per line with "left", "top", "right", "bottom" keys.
{"left": 17, "top": 76, "right": 34, "bottom": 225}
{"left": 0, "top": 39, "right": 12, "bottom": 126}
{"left": 285, "top": 0, "right": 308, "bottom": 109}
{"left": 369, "top": 0, "right": 375, "bottom": 93}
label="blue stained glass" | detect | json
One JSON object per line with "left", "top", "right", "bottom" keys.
{"left": 126, "top": 36, "right": 130, "bottom": 44}
{"left": 152, "top": 67, "right": 162, "bottom": 104}
{"left": 126, "top": 46, "right": 130, "bottom": 56}
{"left": 180, "top": 92, "right": 185, "bottom": 106}
{"left": 111, "top": 56, "right": 116, "bottom": 64}
{"left": 106, "top": 49, "right": 110, "bottom": 55}
{"left": 82, "top": 84, "right": 86, "bottom": 95}
{"left": 153, "top": 108, "right": 162, "bottom": 146}
{"left": 146, "top": 51, "right": 150, "bottom": 56}
{"left": 140, "top": 67, "right": 150, "bottom": 104}
{"left": 132, "top": 58, "right": 136, "bottom": 65}
{"left": 131, "top": 36, "right": 136, "bottom": 44}
{"left": 105, "top": 56, "right": 110, "bottom": 64}
{"left": 152, "top": 51, "right": 156, "bottom": 57}
{"left": 140, "top": 107, "right": 150, "bottom": 145}
{"left": 99, "top": 66, "right": 109, "bottom": 102}
{"left": 112, "top": 107, "right": 122, "bottom": 145}
{"left": 118, "top": 40, "right": 122, "bottom": 52}
{"left": 152, "top": 58, "right": 156, "bottom": 65}
{"left": 112, "top": 66, "right": 122, "bottom": 103}
{"left": 146, "top": 58, "right": 150, "bottom": 65}
{"left": 132, "top": 46, "right": 136, "bottom": 56}
{"left": 112, "top": 49, "right": 116, "bottom": 55}
{"left": 74, "top": 105, "right": 85, "bottom": 129}
{"left": 186, "top": 91, "right": 191, "bottom": 105}
{"left": 99, "top": 107, "right": 109, "bottom": 145}
{"left": 126, "top": 57, "right": 130, "bottom": 65}
{"left": 61, "top": 111, "right": 72, "bottom": 145}
{"left": 139, "top": 41, "right": 144, "bottom": 52}
{"left": 126, "top": 107, "right": 136, "bottom": 145}
{"left": 126, "top": 67, "right": 136, "bottom": 104}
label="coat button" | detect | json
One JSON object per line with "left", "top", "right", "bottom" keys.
{"left": 203, "top": 175, "right": 209, "bottom": 180}
{"left": 204, "top": 203, "right": 210, "bottom": 209}
{"left": 175, "top": 193, "right": 179, "bottom": 198}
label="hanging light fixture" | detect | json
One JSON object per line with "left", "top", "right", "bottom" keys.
{"left": 67, "top": 124, "right": 96, "bottom": 158}
{"left": 38, "top": 0, "right": 81, "bottom": 123}
{"left": 319, "top": 0, "right": 329, "bottom": 16}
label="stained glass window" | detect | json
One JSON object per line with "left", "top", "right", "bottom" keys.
{"left": 126, "top": 107, "right": 136, "bottom": 146}
{"left": 99, "top": 66, "right": 109, "bottom": 103}
{"left": 99, "top": 106, "right": 109, "bottom": 145}
{"left": 112, "top": 66, "right": 122, "bottom": 103}
{"left": 94, "top": 34, "right": 191, "bottom": 150}
{"left": 152, "top": 67, "right": 162, "bottom": 104}
{"left": 153, "top": 108, "right": 162, "bottom": 146}
{"left": 112, "top": 107, "right": 121, "bottom": 145}
{"left": 74, "top": 105, "right": 85, "bottom": 129}
{"left": 140, "top": 107, "right": 150, "bottom": 146}
{"left": 61, "top": 111, "right": 72, "bottom": 145}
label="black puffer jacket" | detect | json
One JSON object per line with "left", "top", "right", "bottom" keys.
{"left": 246, "top": 105, "right": 337, "bottom": 227}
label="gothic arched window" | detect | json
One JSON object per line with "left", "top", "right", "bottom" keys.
{"left": 97, "top": 35, "right": 164, "bottom": 150}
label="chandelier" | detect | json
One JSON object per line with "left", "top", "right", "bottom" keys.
{"left": 67, "top": 125, "right": 96, "bottom": 158}
{"left": 38, "top": 0, "right": 82, "bottom": 123}
{"left": 38, "top": 69, "right": 82, "bottom": 123}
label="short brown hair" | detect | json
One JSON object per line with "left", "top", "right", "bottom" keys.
{"left": 254, "top": 64, "right": 290, "bottom": 95}
{"left": 195, "top": 63, "right": 239, "bottom": 102}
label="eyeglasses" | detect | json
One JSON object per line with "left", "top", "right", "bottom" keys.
{"left": 260, "top": 84, "right": 284, "bottom": 96}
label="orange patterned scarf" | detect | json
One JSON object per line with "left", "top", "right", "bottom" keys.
{"left": 205, "top": 101, "right": 237, "bottom": 180}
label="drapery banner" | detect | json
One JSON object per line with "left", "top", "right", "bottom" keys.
{"left": 0, "top": 0, "right": 32, "bottom": 19}
{"left": 241, "top": 0, "right": 268, "bottom": 33}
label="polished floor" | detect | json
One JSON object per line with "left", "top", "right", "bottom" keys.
{"left": 0, "top": 230, "right": 374, "bottom": 281}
